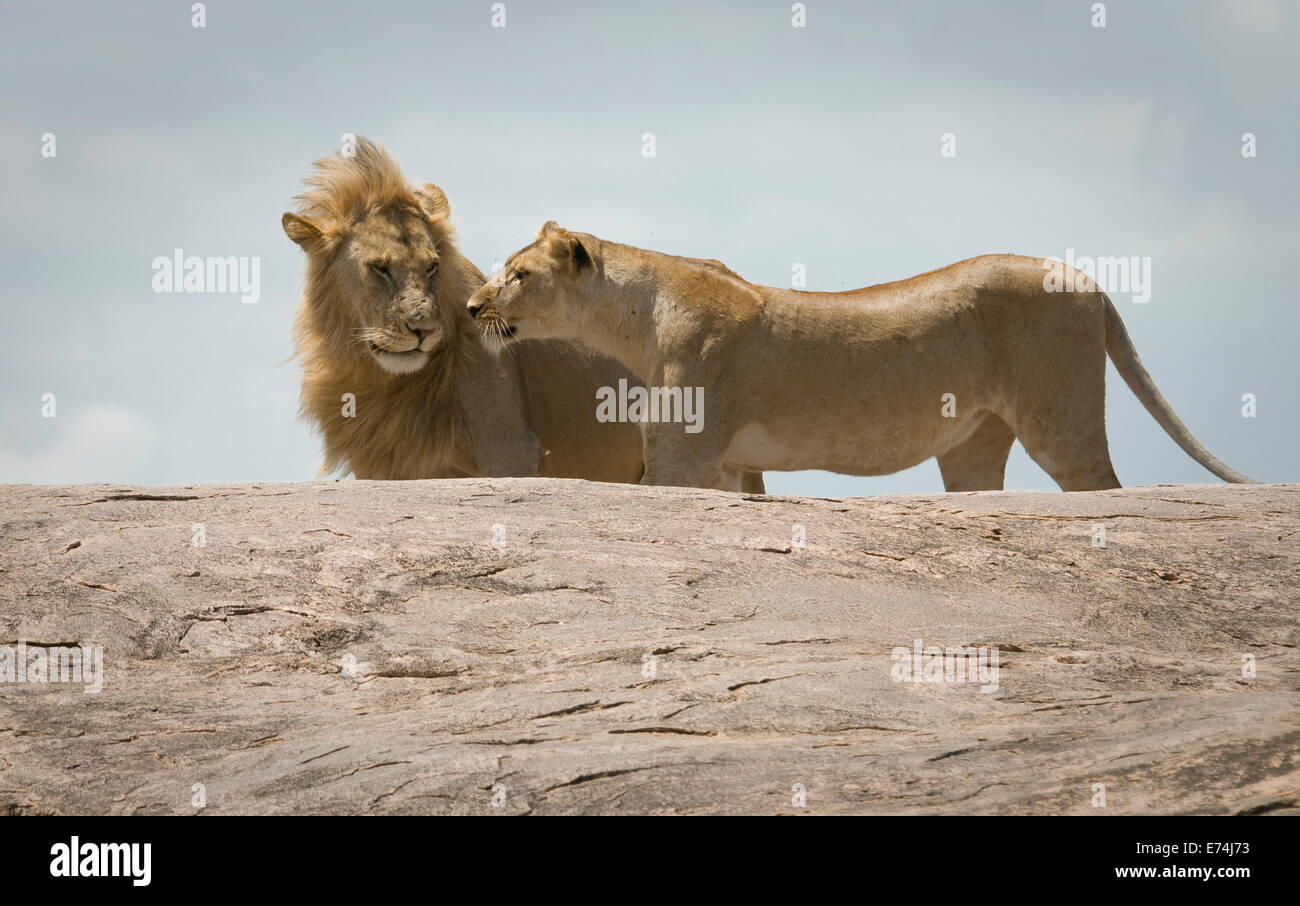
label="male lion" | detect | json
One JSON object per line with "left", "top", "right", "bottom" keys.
{"left": 281, "top": 140, "right": 653, "bottom": 482}
{"left": 467, "top": 222, "right": 1255, "bottom": 491}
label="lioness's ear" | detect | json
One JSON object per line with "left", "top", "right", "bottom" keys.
{"left": 282, "top": 212, "right": 324, "bottom": 250}
{"left": 415, "top": 184, "right": 450, "bottom": 221}
{"left": 567, "top": 234, "right": 593, "bottom": 272}
{"left": 545, "top": 229, "right": 592, "bottom": 273}
{"left": 538, "top": 223, "right": 593, "bottom": 273}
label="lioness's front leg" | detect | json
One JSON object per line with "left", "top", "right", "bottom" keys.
{"left": 640, "top": 420, "right": 735, "bottom": 490}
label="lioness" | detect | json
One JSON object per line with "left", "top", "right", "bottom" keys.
{"left": 467, "top": 222, "right": 1254, "bottom": 491}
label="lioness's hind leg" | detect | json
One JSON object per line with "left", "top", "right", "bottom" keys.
{"left": 1009, "top": 403, "right": 1121, "bottom": 492}
{"left": 937, "top": 414, "right": 1016, "bottom": 491}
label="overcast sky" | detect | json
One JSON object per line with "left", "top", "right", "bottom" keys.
{"left": 1, "top": 0, "right": 1295, "bottom": 495}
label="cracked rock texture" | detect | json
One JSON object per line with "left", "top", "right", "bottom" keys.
{"left": 0, "top": 479, "right": 1297, "bottom": 815}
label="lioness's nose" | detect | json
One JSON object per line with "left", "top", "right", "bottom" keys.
{"left": 467, "top": 301, "right": 484, "bottom": 319}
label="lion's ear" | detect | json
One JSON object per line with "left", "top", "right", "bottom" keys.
{"left": 282, "top": 212, "right": 324, "bottom": 250}
{"left": 415, "top": 184, "right": 450, "bottom": 221}
{"left": 535, "top": 220, "right": 561, "bottom": 241}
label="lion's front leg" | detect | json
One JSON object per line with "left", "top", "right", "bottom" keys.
{"left": 456, "top": 353, "right": 545, "bottom": 477}
{"left": 472, "top": 425, "right": 545, "bottom": 477}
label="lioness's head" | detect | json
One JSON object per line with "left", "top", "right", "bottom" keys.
{"left": 283, "top": 139, "right": 460, "bottom": 376}
{"left": 468, "top": 221, "right": 596, "bottom": 345}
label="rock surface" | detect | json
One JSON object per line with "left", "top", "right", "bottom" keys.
{"left": 0, "top": 479, "right": 1296, "bottom": 815}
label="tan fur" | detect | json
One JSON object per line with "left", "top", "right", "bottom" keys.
{"left": 282, "top": 142, "right": 653, "bottom": 483}
{"left": 468, "top": 224, "right": 1254, "bottom": 491}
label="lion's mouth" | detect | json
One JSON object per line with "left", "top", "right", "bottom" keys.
{"left": 368, "top": 343, "right": 430, "bottom": 375}
{"left": 370, "top": 338, "right": 435, "bottom": 356}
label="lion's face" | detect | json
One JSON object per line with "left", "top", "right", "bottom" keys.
{"left": 284, "top": 181, "right": 456, "bottom": 377}
{"left": 468, "top": 222, "right": 593, "bottom": 346}
{"left": 332, "top": 209, "right": 446, "bottom": 375}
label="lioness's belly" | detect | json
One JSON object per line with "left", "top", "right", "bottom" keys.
{"left": 725, "top": 412, "right": 982, "bottom": 476}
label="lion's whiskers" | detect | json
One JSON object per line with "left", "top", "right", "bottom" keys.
{"left": 354, "top": 326, "right": 394, "bottom": 350}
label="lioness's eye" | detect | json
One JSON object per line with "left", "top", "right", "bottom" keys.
{"left": 512, "top": 270, "right": 528, "bottom": 283}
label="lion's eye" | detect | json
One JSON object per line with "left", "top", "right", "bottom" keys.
{"left": 426, "top": 261, "right": 438, "bottom": 276}
{"left": 370, "top": 263, "right": 392, "bottom": 280}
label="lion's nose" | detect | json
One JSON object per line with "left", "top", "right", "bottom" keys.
{"left": 405, "top": 316, "right": 435, "bottom": 338}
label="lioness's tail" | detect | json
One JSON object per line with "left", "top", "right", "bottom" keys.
{"left": 1103, "top": 296, "right": 1256, "bottom": 483}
